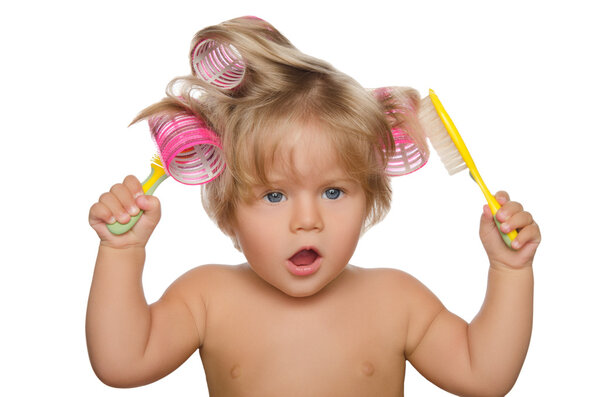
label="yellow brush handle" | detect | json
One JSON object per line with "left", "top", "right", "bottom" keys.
{"left": 142, "top": 163, "right": 167, "bottom": 195}
{"left": 486, "top": 193, "right": 519, "bottom": 247}
{"left": 429, "top": 89, "right": 518, "bottom": 247}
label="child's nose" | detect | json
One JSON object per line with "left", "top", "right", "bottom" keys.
{"left": 290, "top": 196, "right": 323, "bottom": 232}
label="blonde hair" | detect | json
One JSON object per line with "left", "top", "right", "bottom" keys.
{"left": 132, "top": 17, "right": 424, "bottom": 245}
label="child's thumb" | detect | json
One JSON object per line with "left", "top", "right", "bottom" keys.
{"left": 136, "top": 195, "right": 161, "bottom": 224}
{"left": 479, "top": 204, "right": 501, "bottom": 245}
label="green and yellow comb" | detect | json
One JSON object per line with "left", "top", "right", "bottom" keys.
{"left": 421, "top": 89, "right": 518, "bottom": 248}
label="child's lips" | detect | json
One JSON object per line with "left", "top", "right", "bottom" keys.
{"left": 286, "top": 247, "right": 322, "bottom": 276}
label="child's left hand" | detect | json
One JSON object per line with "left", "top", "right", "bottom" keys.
{"left": 479, "top": 191, "right": 541, "bottom": 270}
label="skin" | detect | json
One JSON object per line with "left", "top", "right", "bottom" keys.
{"left": 87, "top": 123, "right": 540, "bottom": 396}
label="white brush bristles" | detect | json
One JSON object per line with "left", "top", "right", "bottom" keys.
{"left": 419, "top": 96, "right": 467, "bottom": 176}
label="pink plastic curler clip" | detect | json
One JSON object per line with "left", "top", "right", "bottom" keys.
{"left": 191, "top": 39, "right": 246, "bottom": 90}
{"left": 149, "top": 112, "right": 226, "bottom": 185}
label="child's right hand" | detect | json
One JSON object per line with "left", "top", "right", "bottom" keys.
{"left": 89, "top": 175, "right": 161, "bottom": 249}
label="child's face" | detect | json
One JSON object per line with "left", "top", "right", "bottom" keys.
{"left": 232, "top": 122, "right": 367, "bottom": 298}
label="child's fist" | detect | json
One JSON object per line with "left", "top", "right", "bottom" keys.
{"left": 479, "top": 191, "right": 541, "bottom": 270}
{"left": 89, "top": 175, "right": 161, "bottom": 249}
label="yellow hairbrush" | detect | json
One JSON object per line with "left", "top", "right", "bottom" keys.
{"left": 421, "top": 89, "right": 518, "bottom": 248}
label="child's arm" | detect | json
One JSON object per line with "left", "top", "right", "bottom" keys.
{"left": 86, "top": 176, "right": 204, "bottom": 387}
{"left": 405, "top": 191, "right": 540, "bottom": 396}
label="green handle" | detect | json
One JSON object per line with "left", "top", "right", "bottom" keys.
{"left": 107, "top": 211, "right": 145, "bottom": 235}
{"left": 106, "top": 169, "right": 168, "bottom": 235}
{"left": 494, "top": 215, "right": 515, "bottom": 249}
{"left": 469, "top": 172, "right": 514, "bottom": 249}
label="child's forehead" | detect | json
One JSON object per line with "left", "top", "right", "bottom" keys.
{"left": 265, "top": 156, "right": 352, "bottom": 186}
{"left": 233, "top": 116, "right": 368, "bottom": 196}
{"left": 264, "top": 121, "right": 348, "bottom": 176}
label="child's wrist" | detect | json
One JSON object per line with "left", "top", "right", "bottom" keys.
{"left": 99, "top": 236, "right": 148, "bottom": 250}
{"left": 489, "top": 260, "right": 533, "bottom": 275}
{"left": 98, "top": 243, "right": 146, "bottom": 260}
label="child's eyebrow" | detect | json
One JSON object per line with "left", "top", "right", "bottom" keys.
{"left": 265, "top": 175, "right": 359, "bottom": 187}
{"left": 320, "top": 177, "right": 359, "bottom": 186}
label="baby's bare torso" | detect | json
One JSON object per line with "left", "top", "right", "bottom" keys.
{"left": 187, "top": 264, "right": 413, "bottom": 396}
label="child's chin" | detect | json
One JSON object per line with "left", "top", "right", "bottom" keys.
{"left": 275, "top": 282, "right": 329, "bottom": 299}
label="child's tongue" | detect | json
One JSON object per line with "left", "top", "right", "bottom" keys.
{"left": 289, "top": 249, "right": 318, "bottom": 266}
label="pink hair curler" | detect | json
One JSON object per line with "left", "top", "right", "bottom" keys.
{"left": 385, "top": 128, "right": 429, "bottom": 176}
{"left": 373, "top": 87, "right": 429, "bottom": 176}
{"left": 191, "top": 39, "right": 246, "bottom": 89}
{"left": 107, "top": 112, "right": 225, "bottom": 235}
{"left": 149, "top": 112, "right": 226, "bottom": 185}
{"left": 190, "top": 16, "right": 278, "bottom": 89}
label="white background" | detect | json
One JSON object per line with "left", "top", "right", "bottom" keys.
{"left": 1, "top": 0, "right": 598, "bottom": 395}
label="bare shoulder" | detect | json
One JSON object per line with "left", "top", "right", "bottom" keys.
{"left": 163, "top": 264, "right": 245, "bottom": 296}
{"left": 348, "top": 266, "right": 441, "bottom": 301}
{"left": 173, "top": 263, "right": 245, "bottom": 283}
{"left": 348, "top": 266, "right": 445, "bottom": 354}
{"left": 344, "top": 266, "right": 443, "bottom": 320}
{"left": 158, "top": 264, "right": 247, "bottom": 311}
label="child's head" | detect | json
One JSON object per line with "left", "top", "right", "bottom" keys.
{"left": 133, "top": 17, "right": 425, "bottom": 248}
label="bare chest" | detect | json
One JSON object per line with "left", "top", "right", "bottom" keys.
{"left": 199, "top": 285, "right": 407, "bottom": 396}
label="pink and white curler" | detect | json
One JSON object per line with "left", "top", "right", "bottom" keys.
{"left": 191, "top": 39, "right": 246, "bottom": 89}
{"left": 373, "top": 87, "right": 429, "bottom": 176}
{"left": 107, "top": 112, "right": 225, "bottom": 235}
{"left": 149, "top": 112, "right": 226, "bottom": 185}
{"left": 385, "top": 128, "right": 429, "bottom": 176}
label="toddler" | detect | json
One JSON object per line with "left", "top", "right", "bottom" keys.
{"left": 87, "top": 17, "right": 540, "bottom": 396}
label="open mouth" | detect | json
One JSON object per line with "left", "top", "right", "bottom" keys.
{"left": 286, "top": 248, "right": 322, "bottom": 276}
{"left": 289, "top": 248, "right": 319, "bottom": 266}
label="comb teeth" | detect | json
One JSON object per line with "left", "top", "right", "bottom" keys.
{"left": 420, "top": 96, "right": 467, "bottom": 175}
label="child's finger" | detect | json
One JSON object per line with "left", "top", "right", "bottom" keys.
{"left": 109, "top": 183, "right": 140, "bottom": 218}
{"left": 495, "top": 191, "right": 510, "bottom": 205}
{"left": 135, "top": 194, "right": 162, "bottom": 225}
{"left": 123, "top": 175, "right": 144, "bottom": 198}
{"left": 511, "top": 220, "right": 541, "bottom": 250}
{"left": 499, "top": 210, "right": 534, "bottom": 234}
{"left": 99, "top": 191, "right": 130, "bottom": 224}
{"left": 89, "top": 201, "right": 116, "bottom": 225}
{"left": 482, "top": 204, "right": 493, "bottom": 219}
{"left": 495, "top": 200, "right": 523, "bottom": 222}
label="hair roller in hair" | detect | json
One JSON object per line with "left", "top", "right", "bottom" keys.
{"left": 373, "top": 87, "right": 429, "bottom": 176}
{"left": 385, "top": 127, "right": 428, "bottom": 176}
{"left": 149, "top": 112, "right": 226, "bottom": 185}
{"left": 191, "top": 39, "right": 245, "bottom": 89}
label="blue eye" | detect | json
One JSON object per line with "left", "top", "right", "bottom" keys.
{"left": 264, "top": 191, "right": 286, "bottom": 203}
{"left": 323, "top": 188, "right": 343, "bottom": 200}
